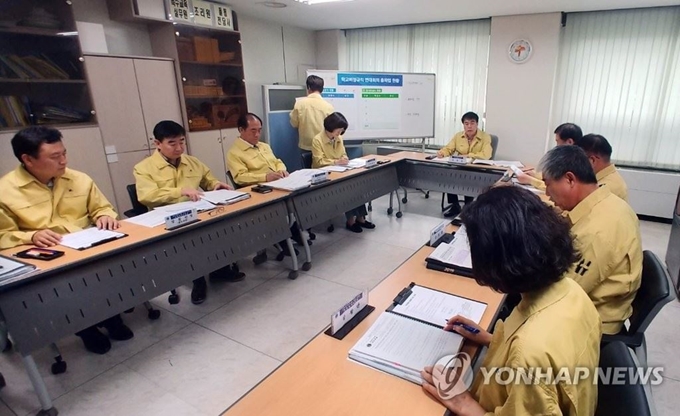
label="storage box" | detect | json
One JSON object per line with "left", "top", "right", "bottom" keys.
{"left": 177, "top": 37, "right": 195, "bottom": 61}
{"left": 193, "top": 36, "right": 215, "bottom": 63}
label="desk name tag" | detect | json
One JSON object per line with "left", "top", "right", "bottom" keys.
{"left": 430, "top": 220, "right": 449, "bottom": 246}
{"left": 364, "top": 158, "right": 377, "bottom": 168}
{"left": 449, "top": 156, "right": 468, "bottom": 165}
{"left": 311, "top": 171, "right": 329, "bottom": 185}
{"left": 331, "top": 289, "right": 369, "bottom": 335}
{"left": 164, "top": 208, "right": 199, "bottom": 231}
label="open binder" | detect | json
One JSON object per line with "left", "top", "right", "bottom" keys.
{"left": 348, "top": 283, "right": 487, "bottom": 384}
{"left": 0, "top": 254, "right": 37, "bottom": 283}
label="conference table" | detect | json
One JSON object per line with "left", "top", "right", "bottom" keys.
{"left": 0, "top": 153, "right": 516, "bottom": 415}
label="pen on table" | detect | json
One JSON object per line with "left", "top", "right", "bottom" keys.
{"left": 446, "top": 320, "right": 481, "bottom": 334}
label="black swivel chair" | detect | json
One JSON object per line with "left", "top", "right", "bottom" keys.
{"left": 595, "top": 341, "right": 657, "bottom": 416}
{"left": 125, "top": 184, "right": 180, "bottom": 305}
{"left": 602, "top": 250, "right": 676, "bottom": 365}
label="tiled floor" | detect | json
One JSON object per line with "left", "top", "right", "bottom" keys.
{"left": 0, "top": 191, "right": 676, "bottom": 416}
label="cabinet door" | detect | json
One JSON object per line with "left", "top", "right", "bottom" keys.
{"left": 60, "top": 127, "right": 118, "bottom": 212}
{"left": 187, "top": 130, "right": 227, "bottom": 183}
{"left": 133, "top": 59, "right": 183, "bottom": 143}
{"left": 107, "top": 150, "right": 150, "bottom": 216}
{"left": 85, "top": 56, "right": 149, "bottom": 153}
{"left": 0, "top": 132, "right": 17, "bottom": 178}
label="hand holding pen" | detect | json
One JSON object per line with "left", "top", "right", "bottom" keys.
{"left": 444, "top": 315, "right": 493, "bottom": 347}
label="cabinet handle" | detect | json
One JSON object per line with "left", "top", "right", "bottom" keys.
{"left": 78, "top": 56, "right": 84, "bottom": 62}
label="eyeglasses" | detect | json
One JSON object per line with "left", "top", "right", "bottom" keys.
{"left": 208, "top": 206, "right": 225, "bottom": 217}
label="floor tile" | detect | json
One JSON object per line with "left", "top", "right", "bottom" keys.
{"left": 197, "top": 272, "right": 360, "bottom": 361}
{"left": 639, "top": 220, "right": 671, "bottom": 260}
{"left": 645, "top": 304, "right": 680, "bottom": 381}
{"left": 0, "top": 308, "right": 190, "bottom": 416}
{"left": 652, "top": 376, "right": 680, "bottom": 416}
{"left": 0, "top": 400, "right": 14, "bottom": 416}
{"left": 124, "top": 324, "right": 279, "bottom": 415}
{"left": 49, "top": 364, "right": 204, "bottom": 416}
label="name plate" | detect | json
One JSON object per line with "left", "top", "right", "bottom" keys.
{"left": 165, "top": 208, "right": 199, "bottom": 230}
{"left": 430, "top": 220, "right": 449, "bottom": 246}
{"left": 364, "top": 158, "right": 377, "bottom": 168}
{"left": 449, "top": 156, "right": 468, "bottom": 165}
{"left": 331, "top": 289, "right": 368, "bottom": 335}
{"left": 311, "top": 171, "right": 329, "bottom": 185}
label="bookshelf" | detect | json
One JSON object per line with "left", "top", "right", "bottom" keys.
{"left": 0, "top": 1, "right": 96, "bottom": 131}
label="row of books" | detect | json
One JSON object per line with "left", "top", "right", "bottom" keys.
{"left": 0, "top": 95, "right": 90, "bottom": 128}
{"left": 0, "top": 54, "right": 76, "bottom": 80}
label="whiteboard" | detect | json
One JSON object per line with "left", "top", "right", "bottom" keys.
{"left": 307, "top": 70, "right": 435, "bottom": 141}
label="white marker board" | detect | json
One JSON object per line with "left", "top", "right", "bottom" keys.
{"left": 307, "top": 70, "right": 435, "bottom": 141}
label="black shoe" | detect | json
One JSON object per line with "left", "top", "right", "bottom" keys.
{"left": 443, "top": 204, "right": 462, "bottom": 218}
{"left": 191, "top": 277, "right": 207, "bottom": 304}
{"left": 346, "top": 222, "right": 363, "bottom": 233}
{"left": 209, "top": 264, "right": 246, "bottom": 282}
{"left": 357, "top": 220, "right": 376, "bottom": 229}
{"left": 101, "top": 317, "right": 134, "bottom": 341}
{"left": 76, "top": 326, "right": 111, "bottom": 355}
{"left": 253, "top": 251, "right": 268, "bottom": 265}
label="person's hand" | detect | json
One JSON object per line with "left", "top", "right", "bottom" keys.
{"left": 445, "top": 315, "right": 493, "bottom": 347}
{"left": 280, "top": 170, "right": 290, "bottom": 177}
{"left": 336, "top": 157, "right": 349, "bottom": 166}
{"left": 214, "top": 182, "right": 233, "bottom": 190}
{"left": 181, "top": 188, "right": 204, "bottom": 201}
{"left": 515, "top": 169, "right": 535, "bottom": 185}
{"left": 266, "top": 172, "right": 283, "bottom": 182}
{"left": 31, "top": 229, "right": 62, "bottom": 247}
{"left": 437, "top": 150, "right": 445, "bottom": 158}
{"left": 96, "top": 216, "right": 120, "bottom": 230}
{"left": 421, "top": 369, "right": 485, "bottom": 416}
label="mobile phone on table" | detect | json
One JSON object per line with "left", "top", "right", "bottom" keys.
{"left": 15, "top": 248, "right": 64, "bottom": 261}
{"left": 252, "top": 185, "right": 273, "bottom": 194}
{"left": 425, "top": 155, "right": 436, "bottom": 160}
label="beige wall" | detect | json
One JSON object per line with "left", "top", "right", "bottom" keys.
{"left": 485, "top": 13, "right": 562, "bottom": 165}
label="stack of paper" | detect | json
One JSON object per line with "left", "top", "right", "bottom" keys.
{"left": 472, "top": 159, "right": 525, "bottom": 168}
{"left": 347, "top": 158, "right": 367, "bottom": 168}
{"left": 123, "top": 210, "right": 172, "bottom": 228}
{"left": 320, "top": 165, "right": 350, "bottom": 173}
{"left": 153, "top": 200, "right": 216, "bottom": 213}
{"left": 60, "top": 228, "right": 126, "bottom": 250}
{"left": 264, "top": 169, "right": 326, "bottom": 191}
{"left": 0, "top": 254, "right": 37, "bottom": 282}
{"left": 201, "top": 189, "right": 250, "bottom": 205}
{"left": 426, "top": 226, "right": 472, "bottom": 274}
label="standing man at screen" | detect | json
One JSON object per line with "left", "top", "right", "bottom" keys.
{"left": 290, "top": 75, "right": 334, "bottom": 153}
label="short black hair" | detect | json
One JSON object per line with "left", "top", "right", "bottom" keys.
{"left": 540, "top": 144, "right": 598, "bottom": 184}
{"left": 237, "top": 113, "right": 263, "bottom": 130}
{"left": 554, "top": 123, "right": 583, "bottom": 144}
{"left": 461, "top": 112, "right": 479, "bottom": 124}
{"left": 323, "top": 112, "right": 348, "bottom": 133}
{"left": 306, "top": 75, "right": 324, "bottom": 93}
{"left": 11, "top": 126, "right": 63, "bottom": 163}
{"left": 578, "top": 133, "right": 613, "bottom": 163}
{"left": 153, "top": 120, "right": 185, "bottom": 141}
{"left": 461, "top": 187, "right": 579, "bottom": 295}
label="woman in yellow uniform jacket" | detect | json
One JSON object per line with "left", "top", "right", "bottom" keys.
{"left": 421, "top": 186, "right": 601, "bottom": 416}
{"left": 311, "top": 112, "right": 376, "bottom": 233}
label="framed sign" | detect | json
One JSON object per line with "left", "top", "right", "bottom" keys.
{"left": 166, "top": 0, "right": 234, "bottom": 30}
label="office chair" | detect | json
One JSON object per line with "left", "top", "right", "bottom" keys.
{"left": 126, "top": 184, "right": 180, "bottom": 306}
{"left": 601, "top": 250, "right": 676, "bottom": 365}
{"left": 595, "top": 341, "right": 657, "bottom": 416}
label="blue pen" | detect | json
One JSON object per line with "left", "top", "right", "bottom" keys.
{"left": 446, "top": 320, "right": 480, "bottom": 334}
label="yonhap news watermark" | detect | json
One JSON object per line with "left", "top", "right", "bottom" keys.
{"left": 432, "top": 352, "right": 664, "bottom": 399}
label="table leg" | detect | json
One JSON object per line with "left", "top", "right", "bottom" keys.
{"left": 22, "top": 354, "right": 58, "bottom": 416}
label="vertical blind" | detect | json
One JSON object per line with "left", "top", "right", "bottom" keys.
{"left": 552, "top": 7, "right": 680, "bottom": 169}
{"left": 345, "top": 20, "right": 491, "bottom": 145}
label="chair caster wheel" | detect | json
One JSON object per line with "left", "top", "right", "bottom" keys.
{"left": 402, "top": 198, "right": 408, "bottom": 203}
{"left": 387, "top": 208, "right": 393, "bottom": 215}
{"left": 148, "top": 309, "right": 161, "bottom": 320}
{"left": 276, "top": 252, "right": 285, "bottom": 261}
{"left": 288, "top": 271, "right": 299, "bottom": 280}
{"left": 307, "top": 239, "right": 313, "bottom": 246}
{"left": 327, "top": 225, "right": 334, "bottom": 232}
{"left": 3, "top": 339, "right": 12, "bottom": 353}
{"left": 396, "top": 212, "right": 403, "bottom": 218}
{"left": 308, "top": 231, "right": 316, "bottom": 240}
{"left": 253, "top": 253, "right": 267, "bottom": 265}
{"left": 302, "top": 262, "right": 312, "bottom": 271}
{"left": 51, "top": 360, "right": 67, "bottom": 375}
{"left": 168, "top": 293, "right": 180, "bottom": 305}
{"left": 367, "top": 205, "right": 373, "bottom": 212}
{"left": 425, "top": 193, "right": 430, "bottom": 199}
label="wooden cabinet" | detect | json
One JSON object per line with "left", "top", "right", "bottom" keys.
{"left": 106, "top": 150, "right": 150, "bottom": 215}
{"left": 107, "top": 0, "right": 167, "bottom": 22}
{"left": 187, "top": 127, "right": 239, "bottom": 183}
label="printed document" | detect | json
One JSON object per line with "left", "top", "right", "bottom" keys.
{"left": 60, "top": 228, "right": 126, "bottom": 250}
{"left": 201, "top": 189, "right": 250, "bottom": 205}
{"left": 427, "top": 226, "right": 472, "bottom": 269}
{"left": 390, "top": 285, "right": 486, "bottom": 327}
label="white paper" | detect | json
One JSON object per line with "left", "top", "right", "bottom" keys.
{"left": 347, "top": 158, "right": 367, "bottom": 168}
{"left": 513, "top": 181, "right": 545, "bottom": 195}
{"left": 348, "top": 313, "right": 464, "bottom": 384}
{"left": 320, "top": 165, "right": 349, "bottom": 172}
{"left": 0, "top": 255, "right": 37, "bottom": 281}
{"left": 122, "top": 210, "right": 169, "bottom": 228}
{"left": 59, "top": 228, "right": 125, "bottom": 250}
{"left": 472, "top": 159, "right": 525, "bottom": 168}
{"left": 264, "top": 169, "right": 326, "bottom": 191}
{"left": 153, "top": 200, "right": 216, "bottom": 213}
{"left": 428, "top": 225, "right": 472, "bottom": 269}
{"left": 201, "top": 189, "right": 250, "bottom": 205}
{"left": 391, "top": 285, "right": 487, "bottom": 328}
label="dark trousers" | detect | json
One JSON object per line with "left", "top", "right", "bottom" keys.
{"left": 447, "top": 194, "right": 474, "bottom": 206}
{"left": 75, "top": 314, "right": 124, "bottom": 337}
{"left": 345, "top": 204, "right": 368, "bottom": 221}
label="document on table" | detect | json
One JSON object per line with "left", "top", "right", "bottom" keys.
{"left": 59, "top": 228, "right": 127, "bottom": 250}
{"left": 201, "top": 189, "right": 250, "bottom": 205}
{"left": 390, "top": 285, "right": 487, "bottom": 327}
{"left": 123, "top": 210, "right": 170, "bottom": 228}
{"left": 427, "top": 226, "right": 472, "bottom": 269}
{"left": 512, "top": 179, "right": 545, "bottom": 195}
{"left": 347, "top": 158, "right": 367, "bottom": 168}
{"left": 0, "top": 254, "right": 37, "bottom": 282}
{"left": 264, "top": 169, "right": 326, "bottom": 191}
{"left": 153, "top": 199, "right": 216, "bottom": 213}
{"left": 320, "top": 165, "right": 350, "bottom": 172}
{"left": 472, "top": 159, "right": 524, "bottom": 168}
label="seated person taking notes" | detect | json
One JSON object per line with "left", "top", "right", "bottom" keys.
{"left": 0, "top": 126, "right": 133, "bottom": 354}
{"left": 311, "top": 112, "right": 375, "bottom": 233}
{"left": 421, "top": 186, "right": 600, "bottom": 415}
{"left": 576, "top": 133, "right": 628, "bottom": 202}
{"left": 540, "top": 145, "right": 641, "bottom": 335}
{"left": 437, "top": 112, "right": 492, "bottom": 217}
{"left": 133, "top": 120, "right": 245, "bottom": 305}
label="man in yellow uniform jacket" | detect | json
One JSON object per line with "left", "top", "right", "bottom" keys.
{"left": 541, "top": 145, "right": 642, "bottom": 335}
{"left": 133, "top": 120, "right": 244, "bottom": 305}
{"left": 290, "top": 75, "right": 334, "bottom": 152}
{"left": 0, "top": 126, "right": 133, "bottom": 355}
{"left": 437, "top": 112, "right": 493, "bottom": 217}
{"left": 577, "top": 133, "right": 628, "bottom": 202}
